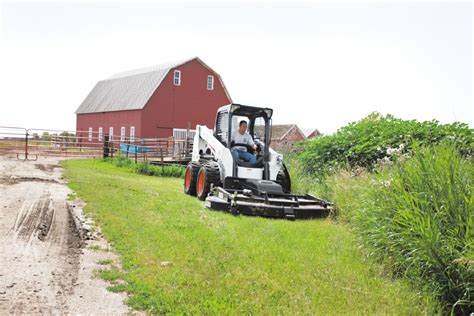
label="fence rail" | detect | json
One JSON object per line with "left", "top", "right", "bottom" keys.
{"left": 0, "top": 126, "right": 193, "bottom": 163}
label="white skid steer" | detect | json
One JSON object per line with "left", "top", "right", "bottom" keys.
{"left": 184, "top": 103, "right": 331, "bottom": 220}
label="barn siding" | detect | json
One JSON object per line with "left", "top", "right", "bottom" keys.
{"left": 76, "top": 110, "right": 142, "bottom": 143}
{"left": 141, "top": 60, "right": 231, "bottom": 138}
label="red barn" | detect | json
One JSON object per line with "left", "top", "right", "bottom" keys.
{"left": 75, "top": 57, "right": 232, "bottom": 143}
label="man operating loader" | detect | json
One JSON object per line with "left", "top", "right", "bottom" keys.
{"left": 231, "top": 120, "right": 257, "bottom": 164}
{"left": 184, "top": 103, "right": 331, "bottom": 219}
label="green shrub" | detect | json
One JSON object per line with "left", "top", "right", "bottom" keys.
{"left": 298, "top": 112, "right": 473, "bottom": 176}
{"left": 113, "top": 154, "right": 133, "bottom": 168}
{"left": 332, "top": 144, "right": 473, "bottom": 314}
{"left": 105, "top": 156, "right": 185, "bottom": 179}
{"left": 133, "top": 162, "right": 185, "bottom": 178}
{"left": 135, "top": 162, "right": 152, "bottom": 175}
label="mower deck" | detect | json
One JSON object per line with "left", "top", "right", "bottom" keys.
{"left": 205, "top": 187, "right": 332, "bottom": 220}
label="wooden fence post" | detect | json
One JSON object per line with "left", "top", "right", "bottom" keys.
{"left": 103, "top": 135, "right": 110, "bottom": 158}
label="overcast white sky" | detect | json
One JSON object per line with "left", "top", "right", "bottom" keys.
{"left": 0, "top": 0, "right": 472, "bottom": 134}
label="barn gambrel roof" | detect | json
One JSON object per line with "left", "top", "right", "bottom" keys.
{"left": 75, "top": 57, "right": 231, "bottom": 114}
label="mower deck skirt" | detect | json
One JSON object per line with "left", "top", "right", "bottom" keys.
{"left": 205, "top": 195, "right": 331, "bottom": 220}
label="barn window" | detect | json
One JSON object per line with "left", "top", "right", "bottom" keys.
{"left": 120, "top": 127, "right": 125, "bottom": 142}
{"left": 130, "top": 126, "right": 135, "bottom": 142}
{"left": 109, "top": 127, "right": 114, "bottom": 142}
{"left": 174, "top": 70, "right": 181, "bottom": 86}
{"left": 88, "top": 127, "right": 92, "bottom": 142}
{"left": 207, "top": 75, "right": 214, "bottom": 90}
{"left": 98, "top": 127, "right": 103, "bottom": 142}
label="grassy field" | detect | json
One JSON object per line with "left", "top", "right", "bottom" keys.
{"left": 63, "top": 160, "right": 435, "bottom": 314}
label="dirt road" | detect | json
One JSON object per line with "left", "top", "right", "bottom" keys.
{"left": 0, "top": 156, "right": 129, "bottom": 314}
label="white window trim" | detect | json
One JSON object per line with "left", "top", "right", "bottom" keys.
{"left": 130, "top": 126, "right": 135, "bottom": 142}
{"left": 120, "top": 127, "right": 125, "bottom": 142}
{"left": 109, "top": 127, "right": 114, "bottom": 142}
{"left": 207, "top": 75, "right": 214, "bottom": 90}
{"left": 88, "top": 127, "right": 92, "bottom": 142}
{"left": 98, "top": 127, "right": 103, "bottom": 142}
{"left": 174, "top": 70, "right": 181, "bottom": 86}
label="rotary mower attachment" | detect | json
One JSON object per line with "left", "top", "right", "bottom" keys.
{"left": 204, "top": 178, "right": 332, "bottom": 220}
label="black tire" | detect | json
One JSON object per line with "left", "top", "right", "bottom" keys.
{"left": 276, "top": 163, "right": 291, "bottom": 193}
{"left": 184, "top": 161, "right": 201, "bottom": 196}
{"left": 196, "top": 162, "right": 221, "bottom": 201}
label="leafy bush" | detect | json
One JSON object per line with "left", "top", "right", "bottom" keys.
{"left": 322, "top": 144, "right": 473, "bottom": 314}
{"left": 298, "top": 112, "right": 473, "bottom": 176}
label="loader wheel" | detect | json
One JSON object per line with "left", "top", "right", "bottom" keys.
{"left": 276, "top": 163, "right": 291, "bottom": 193}
{"left": 184, "top": 162, "right": 201, "bottom": 196}
{"left": 196, "top": 162, "right": 221, "bottom": 201}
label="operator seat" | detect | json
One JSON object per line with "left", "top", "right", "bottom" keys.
{"left": 230, "top": 143, "right": 264, "bottom": 168}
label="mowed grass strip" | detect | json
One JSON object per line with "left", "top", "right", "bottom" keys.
{"left": 63, "top": 160, "right": 435, "bottom": 314}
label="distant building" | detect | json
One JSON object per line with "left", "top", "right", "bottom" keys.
{"left": 255, "top": 124, "right": 307, "bottom": 152}
{"left": 75, "top": 57, "right": 232, "bottom": 143}
{"left": 307, "top": 129, "right": 321, "bottom": 139}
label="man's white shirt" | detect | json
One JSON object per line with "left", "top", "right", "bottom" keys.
{"left": 231, "top": 130, "right": 255, "bottom": 152}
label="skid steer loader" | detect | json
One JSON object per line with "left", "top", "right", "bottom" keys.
{"left": 183, "top": 103, "right": 331, "bottom": 220}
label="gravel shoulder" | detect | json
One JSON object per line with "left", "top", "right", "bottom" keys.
{"left": 0, "top": 156, "right": 129, "bottom": 314}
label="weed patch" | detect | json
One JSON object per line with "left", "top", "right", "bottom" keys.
{"left": 97, "top": 259, "right": 114, "bottom": 265}
{"left": 94, "top": 266, "right": 125, "bottom": 284}
{"left": 88, "top": 244, "right": 104, "bottom": 252}
{"left": 108, "top": 284, "right": 128, "bottom": 293}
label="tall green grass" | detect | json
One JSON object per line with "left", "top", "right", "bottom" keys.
{"left": 363, "top": 144, "right": 473, "bottom": 314}
{"left": 309, "top": 144, "right": 473, "bottom": 314}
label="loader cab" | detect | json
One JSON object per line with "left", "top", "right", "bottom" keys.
{"left": 215, "top": 104, "right": 273, "bottom": 150}
{"left": 214, "top": 103, "right": 273, "bottom": 179}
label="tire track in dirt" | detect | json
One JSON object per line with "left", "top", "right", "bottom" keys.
{"left": 0, "top": 176, "right": 59, "bottom": 185}
{"left": 13, "top": 193, "right": 54, "bottom": 242}
{"left": 0, "top": 156, "right": 128, "bottom": 314}
{"left": 2, "top": 190, "right": 83, "bottom": 314}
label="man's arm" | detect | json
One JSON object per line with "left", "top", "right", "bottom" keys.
{"left": 245, "top": 133, "right": 257, "bottom": 150}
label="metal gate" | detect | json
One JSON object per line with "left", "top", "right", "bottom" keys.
{"left": 0, "top": 126, "right": 193, "bottom": 162}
